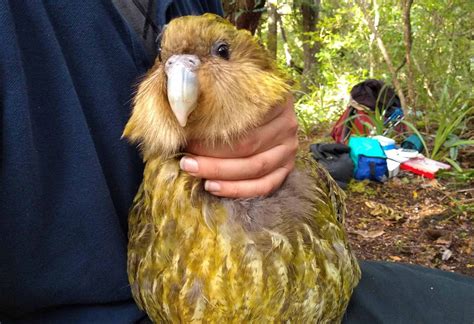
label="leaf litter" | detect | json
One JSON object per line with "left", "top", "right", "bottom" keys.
{"left": 344, "top": 171, "right": 474, "bottom": 277}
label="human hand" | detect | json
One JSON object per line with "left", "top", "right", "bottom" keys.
{"left": 179, "top": 95, "right": 298, "bottom": 198}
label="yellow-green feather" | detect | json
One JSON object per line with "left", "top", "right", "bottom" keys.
{"left": 128, "top": 154, "right": 360, "bottom": 323}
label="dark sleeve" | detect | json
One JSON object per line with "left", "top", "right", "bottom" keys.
{"left": 115, "top": 0, "right": 224, "bottom": 63}
{"left": 343, "top": 261, "right": 474, "bottom": 324}
{"left": 0, "top": 1, "right": 148, "bottom": 321}
{"left": 161, "top": 0, "right": 224, "bottom": 25}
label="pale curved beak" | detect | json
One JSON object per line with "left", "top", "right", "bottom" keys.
{"left": 165, "top": 54, "right": 201, "bottom": 127}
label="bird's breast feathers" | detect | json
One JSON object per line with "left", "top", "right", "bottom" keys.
{"left": 127, "top": 156, "right": 360, "bottom": 322}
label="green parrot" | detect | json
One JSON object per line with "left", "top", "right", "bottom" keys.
{"left": 123, "top": 14, "right": 360, "bottom": 323}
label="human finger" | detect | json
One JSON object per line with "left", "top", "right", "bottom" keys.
{"left": 203, "top": 161, "right": 294, "bottom": 198}
{"left": 179, "top": 139, "right": 297, "bottom": 181}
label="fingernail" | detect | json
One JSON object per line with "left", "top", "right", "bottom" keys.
{"left": 180, "top": 157, "right": 199, "bottom": 173}
{"left": 205, "top": 181, "right": 221, "bottom": 192}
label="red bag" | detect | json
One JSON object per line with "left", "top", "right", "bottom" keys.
{"left": 332, "top": 79, "right": 407, "bottom": 143}
{"left": 331, "top": 106, "right": 373, "bottom": 144}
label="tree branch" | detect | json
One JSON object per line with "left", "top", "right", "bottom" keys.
{"left": 402, "top": 0, "right": 415, "bottom": 108}
{"left": 356, "top": 0, "right": 407, "bottom": 109}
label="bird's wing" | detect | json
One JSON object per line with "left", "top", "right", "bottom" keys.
{"left": 297, "top": 152, "right": 347, "bottom": 224}
{"left": 127, "top": 183, "right": 155, "bottom": 311}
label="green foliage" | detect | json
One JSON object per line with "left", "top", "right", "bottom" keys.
{"left": 400, "top": 119, "right": 430, "bottom": 155}
{"left": 294, "top": 84, "right": 349, "bottom": 137}
{"left": 438, "top": 169, "right": 474, "bottom": 183}
{"left": 257, "top": 0, "right": 472, "bottom": 169}
{"left": 420, "top": 76, "right": 473, "bottom": 160}
{"left": 347, "top": 179, "right": 377, "bottom": 196}
{"left": 402, "top": 83, "right": 473, "bottom": 166}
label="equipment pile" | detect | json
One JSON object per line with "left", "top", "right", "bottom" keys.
{"left": 311, "top": 79, "right": 451, "bottom": 187}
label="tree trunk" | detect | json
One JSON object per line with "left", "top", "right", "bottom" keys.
{"left": 356, "top": 0, "right": 407, "bottom": 110}
{"left": 402, "top": 0, "right": 415, "bottom": 108}
{"left": 277, "top": 14, "right": 292, "bottom": 67}
{"left": 368, "top": 0, "right": 380, "bottom": 77}
{"left": 222, "top": 0, "right": 266, "bottom": 34}
{"left": 267, "top": 1, "right": 278, "bottom": 59}
{"left": 300, "top": 0, "right": 320, "bottom": 92}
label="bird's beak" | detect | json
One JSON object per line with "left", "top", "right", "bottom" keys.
{"left": 165, "top": 54, "right": 201, "bottom": 127}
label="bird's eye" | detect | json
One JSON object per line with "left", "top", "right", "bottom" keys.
{"left": 217, "top": 44, "right": 229, "bottom": 59}
{"left": 212, "top": 42, "right": 230, "bottom": 60}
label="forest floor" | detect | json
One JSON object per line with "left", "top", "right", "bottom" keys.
{"left": 344, "top": 173, "right": 473, "bottom": 277}
{"left": 300, "top": 126, "right": 474, "bottom": 277}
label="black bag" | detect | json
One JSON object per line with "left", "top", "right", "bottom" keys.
{"left": 310, "top": 143, "right": 354, "bottom": 189}
{"left": 350, "top": 79, "right": 401, "bottom": 118}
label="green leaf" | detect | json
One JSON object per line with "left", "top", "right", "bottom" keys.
{"left": 443, "top": 157, "right": 463, "bottom": 173}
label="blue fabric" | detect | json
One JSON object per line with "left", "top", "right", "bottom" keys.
{"left": 348, "top": 136, "right": 387, "bottom": 168}
{"left": 0, "top": 0, "right": 222, "bottom": 322}
{"left": 349, "top": 137, "right": 387, "bottom": 181}
{"left": 157, "top": 0, "right": 223, "bottom": 26}
{"left": 354, "top": 156, "right": 388, "bottom": 182}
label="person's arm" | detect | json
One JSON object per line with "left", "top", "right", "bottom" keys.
{"left": 181, "top": 95, "right": 298, "bottom": 198}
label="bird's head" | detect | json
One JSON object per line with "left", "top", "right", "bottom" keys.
{"left": 123, "top": 14, "right": 290, "bottom": 159}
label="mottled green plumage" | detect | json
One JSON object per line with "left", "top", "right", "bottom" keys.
{"left": 125, "top": 14, "right": 360, "bottom": 323}
{"left": 127, "top": 154, "right": 360, "bottom": 323}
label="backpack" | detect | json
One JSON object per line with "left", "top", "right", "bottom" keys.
{"left": 348, "top": 136, "right": 388, "bottom": 182}
{"left": 310, "top": 143, "right": 354, "bottom": 189}
{"left": 331, "top": 79, "right": 406, "bottom": 144}
{"left": 331, "top": 107, "right": 373, "bottom": 144}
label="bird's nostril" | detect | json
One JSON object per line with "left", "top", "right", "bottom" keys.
{"left": 166, "top": 55, "right": 200, "bottom": 69}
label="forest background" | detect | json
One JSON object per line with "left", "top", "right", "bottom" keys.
{"left": 222, "top": 0, "right": 473, "bottom": 276}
